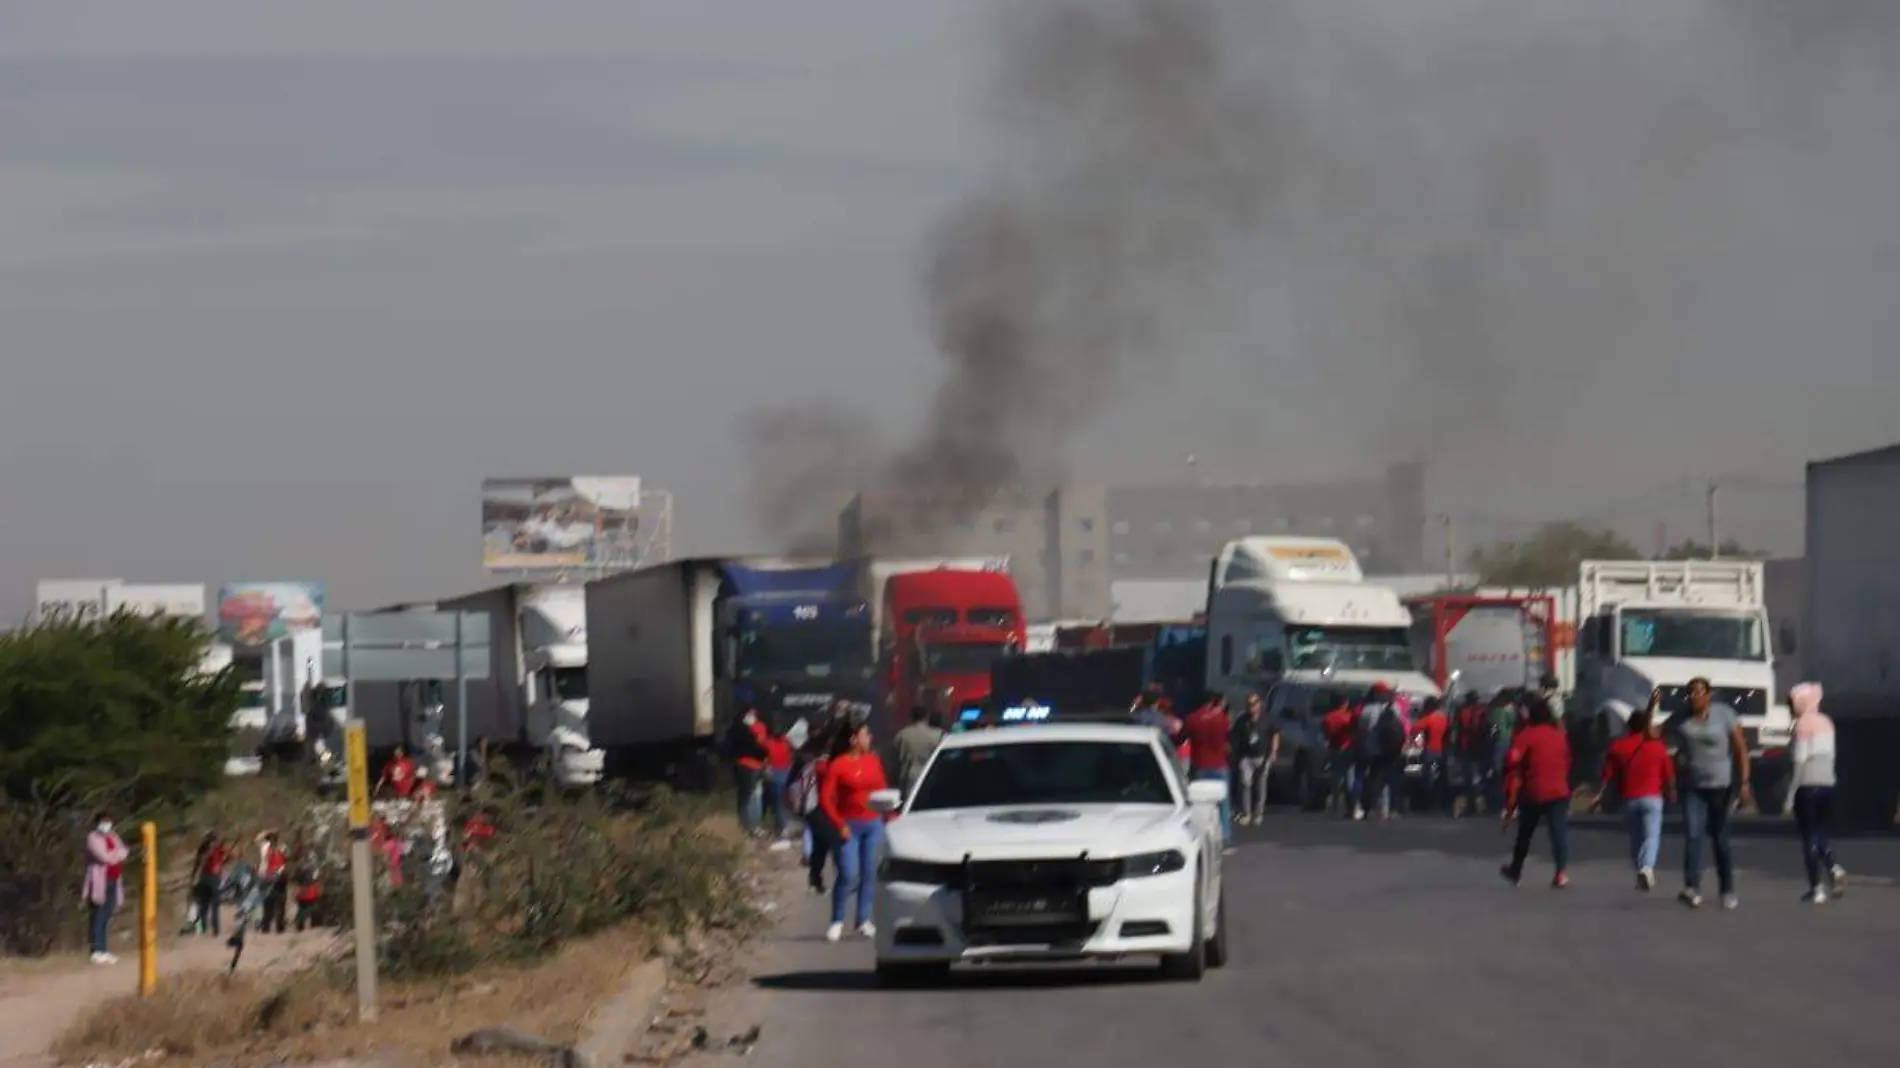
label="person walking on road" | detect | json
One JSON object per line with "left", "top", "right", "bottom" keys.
{"left": 1788, "top": 682, "right": 1847, "bottom": 903}
{"left": 790, "top": 739, "right": 833, "bottom": 895}
{"left": 1666, "top": 676, "right": 1752, "bottom": 909}
{"left": 1231, "top": 693, "right": 1278, "bottom": 825}
{"left": 1183, "top": 693, "right": 1236, "bottom": 850}
{"left": 762, "top": 723, "right": 796, "bottom": 848}
{"left": 726, "top": 708, "right": 770, "bottom": 837}
{"left": 82, "top": 812, "right": 130, "bottom": 964}
{"left": 819, "top": 721, "right": 890, "bottom": 942}
{"left": 1450, "top": 693, "right": 1491, "bottom": 817}
{"left": 1355, "top": 684, "right": 1405, "bottom": 821}
{"left": 1591, "top": 697, "right": 1675, "bottom": 890}
{"left": 893, "top": 705, "right": 945, "bottom": 796}
{"left": 1500, "top": 698, "right": 1574, "bottom": 888}
{"left": 186, "top": 830, "right": 229, "bottom": 936}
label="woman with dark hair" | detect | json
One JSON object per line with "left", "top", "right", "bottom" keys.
{"left": 1499, "top": 697, "right": 1574, "bottom": 889}
{"left": 82, "top": 811, "right": 130, "bottom": 964}
{"left": 1592, "top": 692, "right": 1676, "bottom": 890}
{"left": 818, "top": 721, "right": 889, "bottom": 942}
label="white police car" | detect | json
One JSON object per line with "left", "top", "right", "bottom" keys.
{"left": 869, "top": 722, "right": 1228, "bottom": 985}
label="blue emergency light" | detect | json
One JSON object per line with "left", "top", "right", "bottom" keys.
{"left": 999, "top": 705, "right": 1051, "bottom": 723}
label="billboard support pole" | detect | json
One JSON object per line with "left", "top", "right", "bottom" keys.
{"left": 454, "top": 611, "right": 468, "bottom": 790}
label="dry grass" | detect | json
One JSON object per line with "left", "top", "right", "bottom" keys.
{"left": 53, "top": 922, "right": 655, "bottom": 1067}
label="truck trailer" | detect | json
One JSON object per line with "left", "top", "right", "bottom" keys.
{"left": 584, "top": 557, "right": 875, "bottom": 783}
{"left": 1806, "top": 442, "right": 1900, "bottom": 717}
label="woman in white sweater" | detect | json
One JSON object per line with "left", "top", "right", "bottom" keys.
{"left": 1788, "top": 683, "right": 1847, "bottom": 904}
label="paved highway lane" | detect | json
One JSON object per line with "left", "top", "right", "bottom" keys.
{"left": 701, "top": 815, "right": 1900, "bottom": 1068}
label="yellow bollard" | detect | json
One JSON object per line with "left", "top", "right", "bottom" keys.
{"left": 139, "top": 822, "right": 157, "bottom": 997}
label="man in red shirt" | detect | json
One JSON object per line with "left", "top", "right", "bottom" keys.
{"left": 1500, "top": 698, "right": 1574, "bottom": 888}
{"left": 1320, "top": 693, "right": 1359, "bottom": 816}
{"left": 1410, "top": 697, "right": 1450, "bottom": 814}
{"left": 1183, "top": 694, "right": 1235, "bottom": 851}
{"left": 1451, "top": 694, "right": 1493, "bottom": 817}
{"left": 378, "top": 747, "right": 417, "bottom": 800}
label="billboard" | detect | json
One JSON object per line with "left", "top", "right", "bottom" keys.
{"left": 482, "top": 476, "right": 643, "bottom": 572}
{"left": 216, "top": 582, "right": 326, "bottom": 648}
{"left": 36, "top": 579, "right": 205, "bottom": 623}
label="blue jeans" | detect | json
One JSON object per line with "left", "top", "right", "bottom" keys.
{"left": 832, "top": 818, "right": 884, "bottom": 926}
{"left": 89, "top": 882, "right": 119, "bottom": 955}
{"left": 1793, "top": 786, "right": 1839, "bottom": 889}
{"left": 766, "top": 769, "right": 791, "bottom": 835}
{"left": 1682, "top": 787, "right": 1736, "bottom": 895}
{"left": 1624, "top": 795, "right": 1664, "bottom": 872}
{"left": 1458, "top": 752, "right": 1493, "bottom": 810}
{"left": 1192, "top": 769, "right": 1232, "bottom": 845}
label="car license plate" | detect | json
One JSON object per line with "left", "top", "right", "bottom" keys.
{"left": 964, "top": 890, "right": 1084, "bottom": 926}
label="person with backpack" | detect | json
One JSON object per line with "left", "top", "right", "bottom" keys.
{"left": 789, "top": 740, "right": 833, "bottom": 895}
{"left": 1355, "top": 683, "right": 1405, "bottom": 821}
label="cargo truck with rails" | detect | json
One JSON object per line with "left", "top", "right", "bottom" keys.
{"left": 584, "top": 557, "right": 875, "bottom": 784}
{"left": 867, "top": 558, "right": 1025, "bottom": 733}
{"left": 1204, "top": 537, "right": 1440, "bottom": 807}
{"left": 1569, "top": 560, "right": 1792, "bottom": 786}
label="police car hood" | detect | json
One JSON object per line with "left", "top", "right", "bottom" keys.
{"left": 887, "top": 803, "right": 1188, "bottom": 862}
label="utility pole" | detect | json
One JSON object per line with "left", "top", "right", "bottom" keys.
{"left": 1705, "top": 481, "right": 1720, "bottom": 559}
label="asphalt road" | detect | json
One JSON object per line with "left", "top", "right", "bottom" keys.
{"left": 690, "top": 812, "right": 1900, "bottom": 1068}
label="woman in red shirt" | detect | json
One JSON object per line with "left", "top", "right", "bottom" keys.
{"left": 1500, "top": 697, "right": 1574, "bottom": 888}
{"left": 818, "top": 722, "right": 889, "bottom": 943}
{"left": 1591, "top": 698, "right": 1676, "bottom": 890}
{"left": 763, "top": 726, "right": 795, "bottom": 843}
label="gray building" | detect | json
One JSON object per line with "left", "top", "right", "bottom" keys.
{"left": 836, "top": 463, "right": 1428, "bottom": 623}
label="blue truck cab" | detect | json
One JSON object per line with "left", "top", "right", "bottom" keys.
{"left": 718, "top": 561, "right": 876, "bottom": 729}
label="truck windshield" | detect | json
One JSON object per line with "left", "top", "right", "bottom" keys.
{"left": 1620, "top": 610, "right": 1765, "bottom": 661}
{"left": 922, "top": 641, "right": 1010, "bottom": 676}
{"left": 904, "top": 608, "right": 958, "bottom": 628}
{"left": 1287, "top": 626, "right": 1416, "bottom": 672}
{"left": 738, "top": 624, "right": 873, "bottom": 679}
{"left": 966, "top": 607, "right": 1015, "bottom": 627}
{"left": 550, "top": 667, "right": 588, "bottom": 701}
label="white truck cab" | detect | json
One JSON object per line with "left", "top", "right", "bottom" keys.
{"left": 518, "top": 585, "right": 605, "bottom": 787}
{"left": 1573, "top": 560, "right": 1791, "bottom": 763}
{"left": 1204, "top": 537, "right": 1440, "bottom": 804}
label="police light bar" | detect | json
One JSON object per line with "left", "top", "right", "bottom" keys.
{"left": 958, "top": 707, "right": 983, "bottom": 723}
{"left": 999, "top": 705, "right": 1051, "bottom": 723}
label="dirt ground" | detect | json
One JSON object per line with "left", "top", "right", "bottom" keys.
{"left": 1, "top": 929, "right": 331, "bottom": 1068}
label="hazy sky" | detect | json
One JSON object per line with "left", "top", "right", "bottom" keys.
{"left": 3, "top": 0, "right": 1892, "bottom": 614}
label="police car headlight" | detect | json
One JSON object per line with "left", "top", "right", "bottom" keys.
{"left": 1118, "top": 850, "right": 1187, "bottom": 879}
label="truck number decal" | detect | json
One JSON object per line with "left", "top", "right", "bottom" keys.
{"left": 793, "top": 605, "right": 819, "bottom": 620}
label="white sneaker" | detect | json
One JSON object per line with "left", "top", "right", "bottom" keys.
{"left": 1637, "top": 868, "right": 1655, "bottom": 891}
{"left": 1721, "top": 893, "right": 1740, "bottom": 910}
{"left": 1830, "top": 865, "right": 1848, "bottom": 893}
{"left": 857, "top": 922, "right": 876, "bottom": 938}
{"left": 1678, "top": 889, "right": 1703, "bottom": 909}
{"left": 1352, "top": 807, "right": 1366, "bottom": 822}
{"left": 768, "top": 839, "right": 793, "bottom": 852}
{"left": 89, "top": 952, "right": 117, "bottom": 965}
{"left": 825, "top": 923, "right": 844, "bottom": 943}
{"left": 1802, "top": 887, "right": 1829, "bottom": 905}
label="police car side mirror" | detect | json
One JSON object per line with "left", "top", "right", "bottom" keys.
{"left": 868, "top": 789, "right": 903, "bottom": 814}
{"left": 1187, "top": 781, "right": 1227, "bottom": 807}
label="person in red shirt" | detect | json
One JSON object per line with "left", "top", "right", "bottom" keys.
{"left": 818, "top": 721, "right": 890, "bottom": 942}
{"left": 1500, "top": 697, "right": 1574, "bottom": 888}
{"left": 726, "top": 709, "right": 770, "bottom": 836}
{"left": 1451, "top": 693, "right": 1494, "bottom": 817}
{"left": 258, "top": 832, "right": 291, "bottom": 934}
{"left": 763, "top": 725, "right": 795, "bottom": 844}
{"left": 189, "top": 830, "right": 230, "bottom": 937}
{"left": 1319, "top": 693, "right": 1359, "bottom": 816}
{"left": 1410, "top": 697, "right": 1450, "bottom": 814}
{"left": 378, "top": 747, "right": 417, "bottom": 800}
{"left": 1591, "top": 698, "right": 1676, "bottom": 890}
{"left": 1183, "top": 693, "right": 1235, "bottom": 850}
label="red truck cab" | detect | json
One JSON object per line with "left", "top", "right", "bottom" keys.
{"left": 880, "top": 570, "right": 1026, "bottom": 726}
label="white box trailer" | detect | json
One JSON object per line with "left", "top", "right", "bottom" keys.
{"left": 1807, "top": 442, "right": 1900, "bottom": 716}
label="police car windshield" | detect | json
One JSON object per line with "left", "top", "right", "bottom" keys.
{"left": 908, "top": 740, "right": 1175, "bottom": 811}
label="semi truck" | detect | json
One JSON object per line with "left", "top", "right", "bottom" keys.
{"left": 419, "top": 583, "right": 607, "bottom": 788}
{"left": 1203, "top": 537, "right": 1440, "bottom": 805}
{"left": 584, "top": 557, "right": 875, "bottom": 782}
{"left": 866, "top": 558, "right": 1025, "bottom": 731}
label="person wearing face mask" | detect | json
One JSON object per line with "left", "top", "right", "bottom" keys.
{"left": 82, "top": 812, "right": 130, "bottom": 964}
